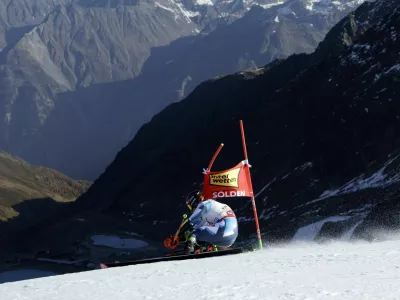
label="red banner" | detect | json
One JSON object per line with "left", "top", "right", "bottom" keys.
{"left": 203, "top": 160, "right": 254, "bottom": 199}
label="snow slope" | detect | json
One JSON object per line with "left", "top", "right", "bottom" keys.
{"left": 2, "top": 237, "right": 400, "bottom": 299}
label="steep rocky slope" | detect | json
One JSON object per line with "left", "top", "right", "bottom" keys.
{"left": 71, "top": 0, "right": 400, "bottom": 248}
{"left": 0, "top": 0, "right": 76, "bottom": 52}
{"left": 0, "top": 0, "right": 203, "bottom": 160}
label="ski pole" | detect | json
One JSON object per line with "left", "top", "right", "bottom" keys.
{"left": 172, "top": 214, "right": 187, "bottom": 244}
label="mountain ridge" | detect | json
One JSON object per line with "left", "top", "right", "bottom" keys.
{"left": 19, "top": 0, "right": 367, "bottom": 180}
{"left": 0, "top": 151, "right": 90, "bottom": 222}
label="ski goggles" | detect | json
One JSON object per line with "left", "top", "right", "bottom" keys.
{"left": 186, "top": 200, "right": 196, "bottom": 211}
{"left": 186, "top": 198, "right": 204, "bottom": 212}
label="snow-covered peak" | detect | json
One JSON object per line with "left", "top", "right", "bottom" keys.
{"left": 195, "top": 0, "right": 214, "bottom": 5}
{"left": 183, "top": 0, "right": 366, "bottom": 11}
{"left": 150, "top": 0, "right": 366, "bottom": 29}
{"left": 154, "top": 0, "right": 200, "bottom": 24}
{"left": 247, "top": 0, "right": 368, "bottom": 27}
{"left": 302, "top": 0, "right": 367, "bottom": 12}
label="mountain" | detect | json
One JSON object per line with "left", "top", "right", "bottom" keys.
{"left": 0, "top": 0, "right": 207, "bottom": 162}
{"left": 17, "top": 0, "right": 367, "bottom": 180}
{"left": 0, "top": 151, "right": 90, "bottom": 247}
{"left": 0, "top": 0, "right": 76, "bottom": 52}
{"left": 0, "top": 152, "right": 90, "bottom": 220}
{"left": 0, "top": 0, "right": 228, "bottom": 179}
{"left": 70, "top": 0, "right": 400, "bottom": 247}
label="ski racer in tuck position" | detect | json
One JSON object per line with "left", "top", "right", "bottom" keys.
{"left": 180, "top": 190, "right": 239, "bottom": 254}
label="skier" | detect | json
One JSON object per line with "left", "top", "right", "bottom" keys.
{"left": 180, "top": 190, "right": 239, "bottom": 254}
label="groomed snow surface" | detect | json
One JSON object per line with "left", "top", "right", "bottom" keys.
{"left": 2, "top": 235, "right": 400, "bottom": 299}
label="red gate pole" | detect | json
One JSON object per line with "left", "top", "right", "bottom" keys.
{"left": 207, "top": 143, "right": 224, "bottom": 172}
{"left": 239, "top": 120, "right": 263, "bottom": 250}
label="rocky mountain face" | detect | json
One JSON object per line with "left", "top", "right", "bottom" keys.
{"left": 14, "top": 0, "right": 367, "bottom": 180}
{"left": 0, "top": 0, "right": 230, "bottom": 180}
{"left": 0, "top": 0, "right": 205, "bottom": 161}
{"left": 68, "top": 0, "right": 400, "bottom": 250}
{"left": 0, "top": 0, "right": 76, "bottom": 52}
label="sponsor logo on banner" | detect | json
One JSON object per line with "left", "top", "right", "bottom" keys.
{"left": 209, "top": 167, "right": 241, "bottom": 188}
{"left": 212, "top": 190, "right": 246, "bottom": 198}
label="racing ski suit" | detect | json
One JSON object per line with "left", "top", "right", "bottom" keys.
{"left": 186, "top": 199, "right": 238, "bottom": 247}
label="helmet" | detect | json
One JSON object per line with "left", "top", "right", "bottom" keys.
{"left": 186, "top": 190, "right": 204, "bottom": 211}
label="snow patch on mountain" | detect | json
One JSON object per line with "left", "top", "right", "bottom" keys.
{"left": 257, "top": 0, "right": 285, "bottom": 9}
{"left": 281, "top": 162, "right": 313, "bottom": 179}
{"left": 317, "top": 156, "right": 400, "bottom": 200}
{"left": 177, "top": 0, "right": 365, "bottom": 17}
{"left": 303, "top": 0, "right": 367, "bottom": 12}
{"left": 195, "top": 0, "right": 214, "bottom": 5}
{"left": 155, "top": 1, "right": 200, "bottom": 22}
{"left": 385, "top": 64, "right": 400, "bottom": 74}
{"left": 293, "top": 205, "right": 372, "bottom": 242}
{"left": 300, "top": 155, "right": 400, "bottom": 207}
{"left": 293, "top": 216, "right": 351, "bottom": 241}
{"left": 305, "top": 0, "right": 319, "bottom": 10}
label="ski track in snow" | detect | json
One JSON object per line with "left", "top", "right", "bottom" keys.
{"left": 2, "top": 239, "right": 400, "bottom": 299}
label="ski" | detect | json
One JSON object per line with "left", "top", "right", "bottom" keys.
{"left": 99, "top": 248, "right": 243, "bottom": 269}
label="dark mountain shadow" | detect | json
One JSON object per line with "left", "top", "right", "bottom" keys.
{"left": 0, "top": 198, "right": 71, "bottom": 248}
{"left": 0, "top": 268, "right": 57, "bottom": 284}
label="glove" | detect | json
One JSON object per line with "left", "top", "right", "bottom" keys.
{"left": 182, "top": 230, "right": 191, "bottom": 241}
{"left": 179, "top": 222, "right": 194, "bottom": 241}
{"left": 164, "top": 236, "right": 179, "bottom": 249}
